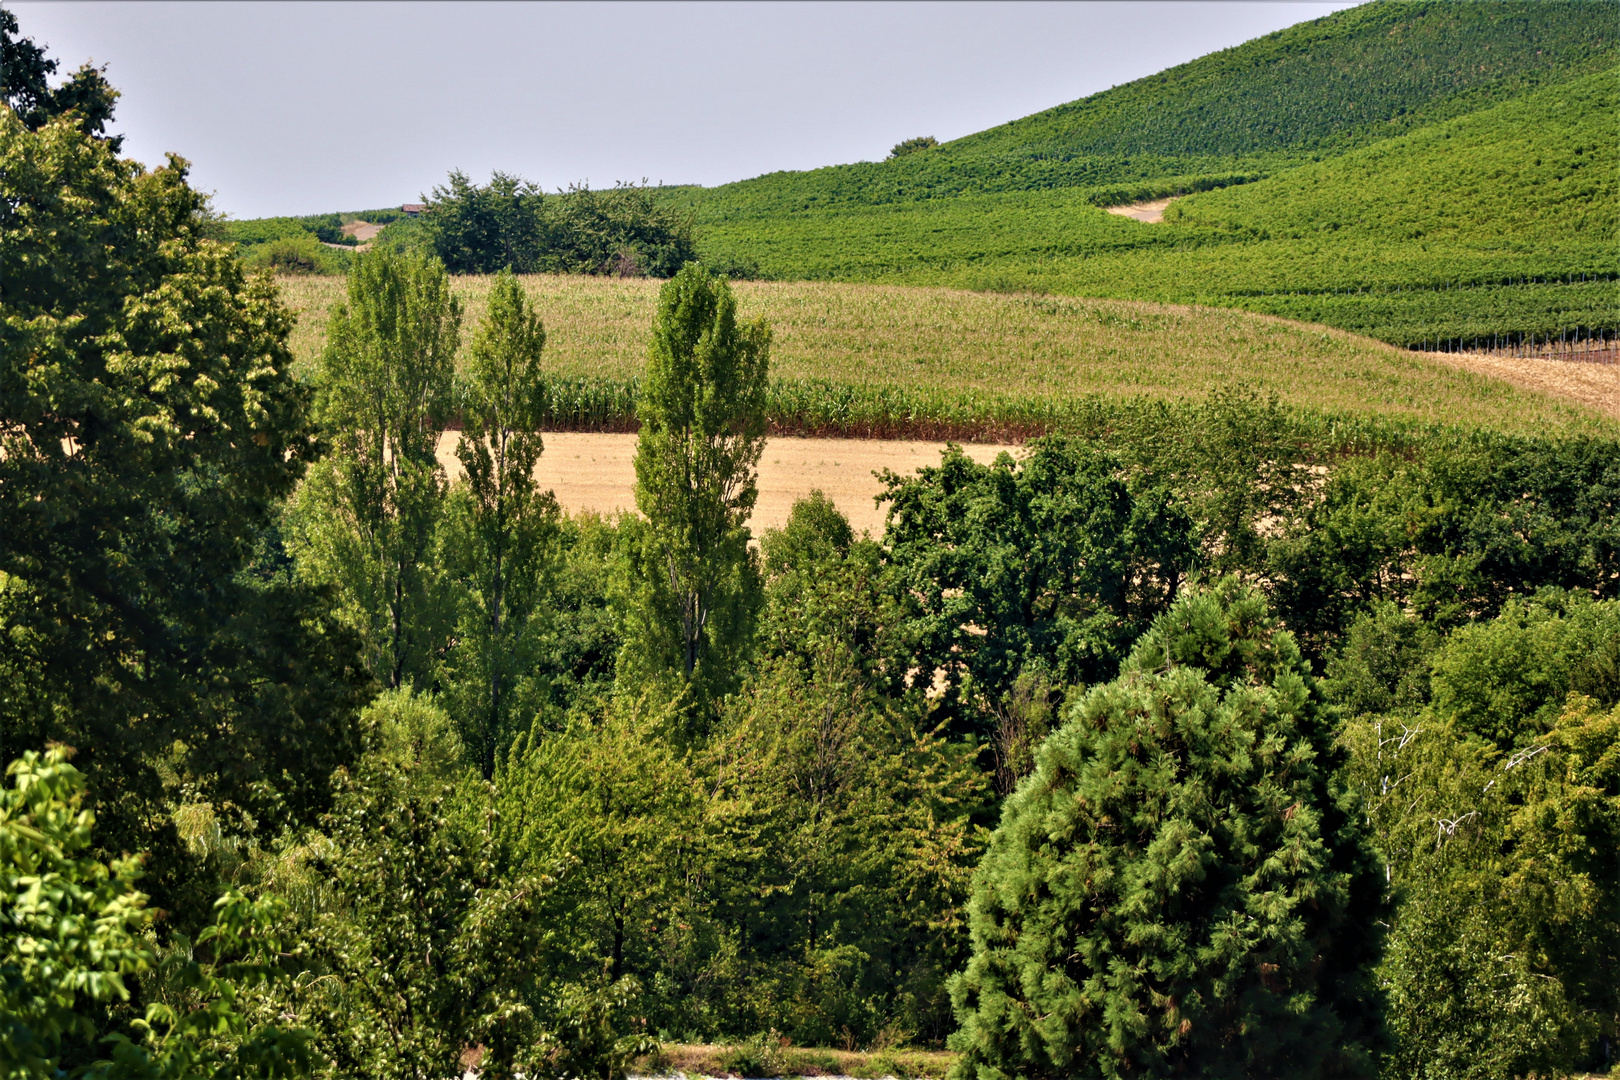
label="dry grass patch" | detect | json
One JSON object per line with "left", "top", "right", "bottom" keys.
{"left": 273, "top": 273, "right": 1610, "bottom": 436}
{"left": 637, "top": 1043, "right": 954, "bottom": 1079}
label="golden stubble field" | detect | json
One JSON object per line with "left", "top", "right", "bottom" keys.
{"left": 274, "top": 273, "right": 1613, "bottom": 434}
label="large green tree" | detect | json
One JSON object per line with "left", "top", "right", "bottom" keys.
{"left": 287, "top": 249, "right": 462, "bottom": 690}
{"left": 619, "top": 264, "right": 769, "bottom": 719}
{"left": 427, "top": 169, "right": 548, "bottom": 275}
{"left": 265, "top": 689, "right": 555, "bottom": 1080}
{"left": 949, "top": 581, "right": 1387, "bottom": 1080}
{"left": 1339, "top": 595, "right": 1620, "bottom": 1077}
{"left": 441, "top": 270, "right": 559, "bottom": 778}
{"left": 880, "top": 436, "right": 1198, "bottom": 739}
{"left": 703, "top": 495, "right": 989, "bottom": 1046}
{"left": 0, "top": 85, "right": 365, "bottom": 902}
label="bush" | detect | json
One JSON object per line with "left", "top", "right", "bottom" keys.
{"left": 423, "top": 170, "right": 696, "bottom": 277}
{"left": 888, "top": 136, "right": 938, "bottom": 159}
{"left": 1, "top": 748, "right": 311, "bottom": 1079}
{"left": 718, "top": 1031, "right": 786, "bottom": 1078}
{"left": 242, "top": 233, "right": 344, "bottom": 275}
{"left": 948, "top": 580, "right": 1388, "bottom": 1080}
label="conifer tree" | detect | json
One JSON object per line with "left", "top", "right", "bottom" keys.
{"left": 949, "top": 581, "right": 1387, "bottom": 1080}
{"left": 441, "top": 270, "right": 558, "bottom": 778}
{"left": 619, "top": 264, "right": 769, "bottom": 719}
{"left": 288, "top": 249, "right": 461, "bottom": 690}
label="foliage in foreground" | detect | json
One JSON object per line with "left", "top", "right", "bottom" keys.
{"left": 1, "top": 749, "right": 310, "bottom": 1080}
{"left": 949, "top": 582, "right": 1388, "bottom": 1080}
{"left": 0, "top": 85, "right": 366, "bottom": 914}
{"left": 1334, "top": 594, "right": 1620, "bottom": 1078}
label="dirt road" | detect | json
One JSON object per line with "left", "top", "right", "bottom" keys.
{"left": 1105, "top": 197, "right": 1179, "bottom": 223}
{"left": 341, "top": 220, "right": 386, "bottom": 244}
{"left": 436, "top": 432, "right": 1018, "bottom": 537}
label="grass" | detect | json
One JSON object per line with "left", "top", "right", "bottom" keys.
{"left": 638, "top": 1042, "right": 954, "bottom": 1079}
{"left": 273, "top": 273, "right": 1611, "bottom": 439}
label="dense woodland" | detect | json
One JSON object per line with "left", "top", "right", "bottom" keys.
{"left": 4, "top": 7, "right": 1620, "bottom": 1080}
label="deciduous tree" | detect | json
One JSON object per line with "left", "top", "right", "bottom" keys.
{"left": 619, "top": 264, "right": 769, "bottom": 721}
{"left": 0, "top": 84, "right": 364, "bottom": 903}
{"left": 441, "top": 270, "right": 559, "bottom": 778}
{"left": 287, "top": 249, "right": 462, "bottom": 690}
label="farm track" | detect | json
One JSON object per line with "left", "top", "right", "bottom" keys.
{"left": 436, "top": 431, "right": 1016, "bottom": 536}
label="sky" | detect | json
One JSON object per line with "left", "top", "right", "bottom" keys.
{"left": 9, "top": 1, "right": 1362, "bottom": 220}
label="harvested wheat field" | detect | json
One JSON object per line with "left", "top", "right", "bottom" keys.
{"left": 436, "top": 431, "right": 1014, "bottom": 536}
{"left": 275, "top": 274, "right": 1609, "bottom": 436}
{"left": 1429, "top": 349, "right": 1618, "bottom": 421}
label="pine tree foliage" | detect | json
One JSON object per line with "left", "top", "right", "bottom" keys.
{"left": 948, "top": 581, "right": 1387, "bottom": 1080}
{"left": 620, "top": 264, "right": 769, "bottom": 719}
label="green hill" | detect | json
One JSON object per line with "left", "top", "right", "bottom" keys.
{"left": 683, "top": 0, "right": 1619, "bottom": 349}
{"left": 686, "top": 0, "right": 1615, "bottom": 214}
{"left": 231, "top": 0, "right": 1618, "bottom": 347}
{"left": 693, "top": 67, "right": 1617, "bottom": 347}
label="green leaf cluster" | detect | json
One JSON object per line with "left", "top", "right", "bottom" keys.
{"left": 1336, "top": 594, "right": 1620, "bottom": 1076}
{"left": 426, "top": 172, "right": 696, "bottom": 278}
{"left": 2, "top": 749, "right": 312, "bottom": 1080}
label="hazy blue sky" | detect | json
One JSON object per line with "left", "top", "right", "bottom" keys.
{"left": 9, "top": 1, "right": 1361, "bottom": 219}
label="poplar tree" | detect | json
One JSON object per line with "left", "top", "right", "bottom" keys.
{"left": 620, "top": 264, "right": 769, "bottom": 719}
{"left": 441, "top": 270, "right": 558, "bottom": 778}
{"left": 288, "top": 249, "right": 461, "bottom": 690}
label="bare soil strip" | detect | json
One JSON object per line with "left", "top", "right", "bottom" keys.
{"left": 340, "top": 220, "right": 386, "bottom": 243}
{"left": 1104, "top": 197, "right": 1178, "bottom": 223}
{"left": 1426, "top": 349, "right": 1619, "bottom": 420}
{"left": 435, "top": 432, "right": 1016, "bottom": 536}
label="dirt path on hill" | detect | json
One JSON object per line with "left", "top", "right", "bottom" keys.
{"left": 1105, "top": 197, "right": 1179, "bottom": 223}
{"left": 435, "top": 432, "right": 1018, "bottom": 536}
{"left": 341, "top": 220, "right": 386, "bottom": 243}
{"left": 1426, "top": 350, "right": 1619, "bottom": 420}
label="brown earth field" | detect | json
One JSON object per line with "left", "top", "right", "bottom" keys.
{"left": 437, "top": 431, "right": 1015, "bottom": 537}
{"left": 1427, "top": 348, "right": 1617, "bottom": 420}
{"left": 1104, "top": 196, "right": 1179, "bottom": 223}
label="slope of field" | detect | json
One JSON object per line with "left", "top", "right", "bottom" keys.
{"left": 274, "top": 273, "right": 1612, "bottom": 438}
{"left": 684, "top": 0, "right": 1615, "bottom": 215}
{"left": 695, "top": 69, "right": 1620, "bottom": 348}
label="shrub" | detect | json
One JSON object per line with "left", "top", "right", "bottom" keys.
{"left": 888, "top": 136, "right": 939, "bottom": 159}
{"left": 718, "top": 1031, "right": 786, "bottom": 1078}
{"left": 243, "top": 233, "right": 342, "bottom": 275}
{"left": 947, "top": 580, "right": 1388, "bottom": 1080}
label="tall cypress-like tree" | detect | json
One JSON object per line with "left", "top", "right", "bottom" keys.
{"left": 287, "top": 249, "right": 461, "bottom": 690}
{"left": 949, "top": 580, "right": 1388, "bottom": 1080}
{"left": 620, "top": 264, "right": 769, "bottom": 719}
{"left": 441, "top": 270, "right": 558, "bottom": 778}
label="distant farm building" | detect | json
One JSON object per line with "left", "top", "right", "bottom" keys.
{"left": 401, "top": 203, "right": 426, "bottom": 217}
